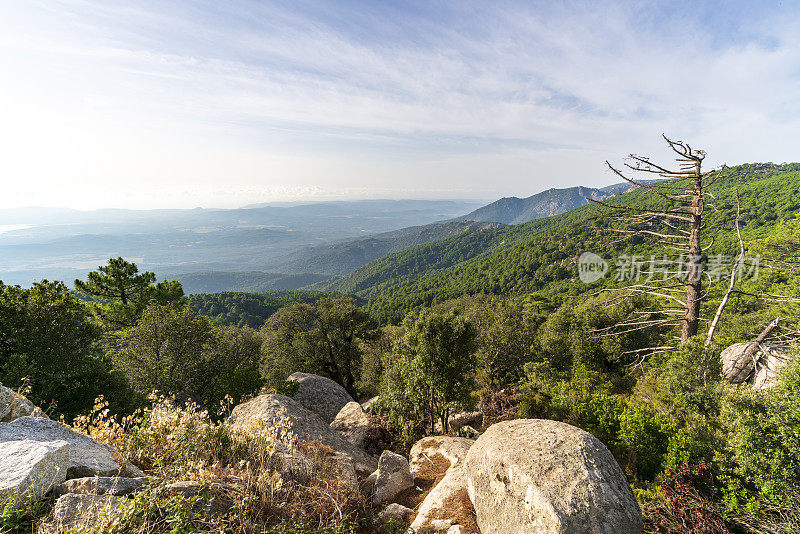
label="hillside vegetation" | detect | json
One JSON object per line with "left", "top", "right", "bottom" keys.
{"left": 187, "top": 291, "right": 334, "bottom": 328}
{"left": 268, "top": 220, "right": 503, "bottom": 277}
{"left": 324, "top": 163, "right": 800, "bottom": 323}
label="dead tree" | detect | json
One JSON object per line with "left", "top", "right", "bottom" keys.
{"left": 592, "top": 135, "right": 726, "bottom": 346}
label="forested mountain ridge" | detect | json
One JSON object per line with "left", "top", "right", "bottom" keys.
{"left": 170, "top": 271, "right": 333, "bottom": 294}
{"left": 324, "top": 162, "right": 800, "bottom": 323}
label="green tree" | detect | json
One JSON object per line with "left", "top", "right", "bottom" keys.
{"left": 260, "top": 297, "right": 376, "bottom": 395}
{"left": 379, "top": 309, "right": 477, "bottom": 438}
{"left": 112, "top": 302, "right": 213, "bottom": 398}
{"left": 75, "top": 257, "right": 184, "bottom": 328}
{"left": 202, "top": 325, "right": 264, "bottom": 417}
{"left": 0, "top": 281, "right": 128, "bottom": 419}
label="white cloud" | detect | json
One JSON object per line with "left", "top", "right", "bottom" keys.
{"left": 0, "top": 0, "right": 798, "bottom": 209}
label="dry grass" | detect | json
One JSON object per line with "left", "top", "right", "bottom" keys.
{"left": 49, "top": 395, "right": 381, "bottom": 534}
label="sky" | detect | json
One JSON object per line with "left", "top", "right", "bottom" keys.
{"left": 1, "top": 0, "right": 799, "bottom": 210}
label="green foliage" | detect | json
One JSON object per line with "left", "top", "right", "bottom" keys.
{"left": 75, "top": 257, "right": 185, "bottom": 329}
{"left": 0, "top": 280, "right": 128, "bottom": 419}
{"left": 112, "top": 302, "right": 214, "bottom": 400}
{"left": 260, "top": 296, "right": 376, "bottom": 395}
{"left": 0, "top": 496, "right": 49, "bottom": 533}
{"left": 188, "top": 291, "right": 333, "bottom": 328}
{"left": 378, "top": 310, "right": 477, "bottom": 441}
{"left": 433, "top": 295, "right": 538, "bottom": 393}
{"left": 720, "top": 348, "right": 800, "bottom": 504}
{"left": 201, "top": 325, "right": 264, "bottom": 417}
{"left": 356, "top": 325, "right": 403, "bottom": 398}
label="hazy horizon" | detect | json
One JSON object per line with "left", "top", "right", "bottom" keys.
{"left": 2, "top": 1, "right": 799, "bottom": 210}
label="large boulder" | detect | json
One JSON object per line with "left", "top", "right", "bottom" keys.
{"left": 409, "top": 436, "right": 474, "bottom": 478}
{"left": 49, "top": 493, "right": 124, "bottom": 530}
{"left": 372, "top": 450, "right": 413, "bottom": 506}
{"left": 330, "top": 401, "right": 371, "bottom": 449}
{"left": 721, "top": 342, "right": 791, "bottom": 389}
{"left": 0, "top": 384, "right": 45, "bottom": 423}
{"left": 0, "top": 439, "right": 70, "bottom": 502}
{"left": 287, "top": 372, "right": 355, "bottom": 424}
{"left": 228, "top": 394, "right": 376, "bottom": 475}
{"left": 464, "top": 419, "right": 642, "bottom": 534}
{"left": 0, "top": 417, "right": 143, "bottom": 479}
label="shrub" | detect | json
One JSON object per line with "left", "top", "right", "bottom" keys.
{"left": 377, "top": 309, "right": 477, "bottom": 442}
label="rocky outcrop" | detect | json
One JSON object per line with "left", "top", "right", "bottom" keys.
{"left": 49, "top": 493, "right": 124, "bottom": 530}
{"left": 287, "top": 372, "right": 355, "bottom": 424}
{"left": 434, "top": 411, "right": 483, "bottom": 433}
{"left": 409, "top": 436, "right": 474, "bottom": 477}
{"left": 330, "top": 401, "right": 371, "bottom": 449}
{"left": 0, "top": 439, "right": 70, "bottom": 502}
{"left": 54, "top": 476, "right": 149, "bottom": 497}
{"left": 721, "top": 342, "right": 791, "bottom": 389}
{"left": 228, "top": 394, "right": 376, "bottom": 475}
{"left": 463, "top": 419, "right": 642, "bottom": 534}
{"left": 372, "top": 450, "right": 413, "bottom": 506}
{"left": 0, "top": 384, "right": 45, "bottom": 422}
{"left": 0, "top": 417, "right": 143, "bottom": 479}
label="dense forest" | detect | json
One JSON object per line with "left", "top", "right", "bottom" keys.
{"left": 1, "top": 160, "right": 799, "bottom": 533}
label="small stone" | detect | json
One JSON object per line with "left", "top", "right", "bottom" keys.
{"left": 447, "top": 525, "right": 467, "bottom": 534}
{"left": 376, "top": 502, "right": 413, "bottom": 526}
{"left": 430, "top": 519, "right": 454, "bottom": 530}
{"left": 50, "top": 493, "right": 124, "bottom": 530}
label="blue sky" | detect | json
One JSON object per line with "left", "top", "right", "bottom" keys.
{"left": 1, "top": 0, "right": 798, "bottom": 209}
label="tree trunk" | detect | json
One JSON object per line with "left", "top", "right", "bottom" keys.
{"left": 681, "top": 170, "right": 703, "bottom": 343}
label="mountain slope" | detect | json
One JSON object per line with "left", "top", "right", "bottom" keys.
{"left": 462, "top": 185, "right": 620, "bottom": 225}
{"left": 268, "top": 220, "right": 503, "bottom": 276}
{"left": 323, "top": 163, "right": 800, "bottom": 323}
